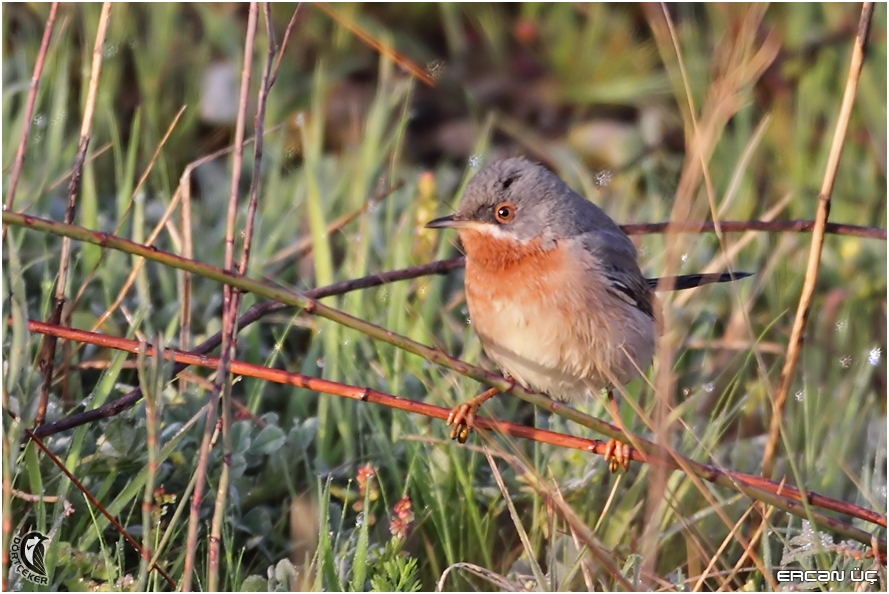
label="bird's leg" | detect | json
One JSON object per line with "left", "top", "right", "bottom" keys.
{"left": 603, "top": 389, "right": 631, "bottom": 472}
{"left": 447, "top": 386, "right": 500, "bottom": 443}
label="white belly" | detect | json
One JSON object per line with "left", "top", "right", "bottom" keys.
{"left": 467, "top": 283, "right": 656, "bottom": 402}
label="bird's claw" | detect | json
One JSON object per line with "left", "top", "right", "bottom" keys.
{"left": 603, "top": 438, "right": 631, "bottom": 473}
{"left": 447, "top": 402, "right": 477, "bottom": 443}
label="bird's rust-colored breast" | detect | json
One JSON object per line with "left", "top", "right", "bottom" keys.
{"left": 458, "top": 229, "right": 572, "bottom": 304}
{"left": 457, "top": 228, "right": 600, "bottom": 398}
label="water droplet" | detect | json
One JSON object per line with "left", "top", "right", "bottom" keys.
{"left": 868, "top": 347, "right": 881, "bottom": 366}
{"left": 465, "top": 317, "right": 471, "bottom": 325}
{"left": 426, "top": 60, "right": 446, "bottom": 80}
{"left": 468, "top": 155, "right": 482, "bottom": 170}
{"left": 342, "top": 340, "right": 349, "bottom": 346}
{"left": 794, "top": 390, "right": 804, "bottom": 401}
{"left": 355, "top": 512, "right": 365, "bottom": 527}
{"left": 293, "top": 112, "right": 305, "bottom": 127}
{"left": 681, "top": 253, "right": 689, "bottom": 263}
{"left": 835, "top": 319, "right": 847, "bottom": 332}
{"left": 702, "top": 382, "right": 714, "bottom": 393}
{"left": 595, "top": 170, "right": 612, "bottom": 188}
{"left": 839, "top": 355, "right": 852, "bottom": 369}
{"left": 316, "top": 358, "right": 325, "bottom": 368}
{"left": 32, "top": 113, "right": 47, "bottom": 127}
{"left": 418, "top": 285, "right": 427, "bottom": 296}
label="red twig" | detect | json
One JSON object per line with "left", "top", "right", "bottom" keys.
{"left": 18, "top": 318, "right": 888, "bottom": 552}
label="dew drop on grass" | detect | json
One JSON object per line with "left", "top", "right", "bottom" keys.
{"left": 316, "top": 358, "right": 325, "bottom": 369}
{"left": 595, "top": 170, "right": 612, "bottom": 188}
{"left": 835, "top": 319, "right": 847, "bottom": 332}
{"left": 468, "top": 155, "right": 482, "bottom": 170}
{"left": 355, "top": 512, "right": 364, "bottom": 527}
{"left": 32, "top": 113, "right": 46, "bottom": 127}
{"left": 342, "top": 339, "right": 349, "bottom": 346}
{"left": 702, "top": 382, "right": 715, "bottom": 393}
{"left": 465, "top": 316, "right": 471, "bottom": 326}
{"left": 794, "top": 390, "right": 803, "bottom": 402}
{"left": 426, "top": 59, "right": 446, "bottom": 80}
{"left": 868, "top": 347, "right": 881, "bottom": 366}
{"left": 839, "top": 355, "right": 852, "bottom": 369}
{"left": 681, "top": 253, "right": 689, "bottom": 263}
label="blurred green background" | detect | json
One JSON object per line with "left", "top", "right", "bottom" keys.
{"left": 2, "top": 3, "right": 886, "bottom": 591}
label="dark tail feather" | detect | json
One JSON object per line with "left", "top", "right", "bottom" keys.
{"left": 648, "top": 271, "right": 754, "bottom": 292}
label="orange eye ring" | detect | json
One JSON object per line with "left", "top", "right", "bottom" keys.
{"left": 494, "top": 202, "right": 516, "bottom": 223}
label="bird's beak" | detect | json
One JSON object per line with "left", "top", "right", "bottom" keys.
{"left": 425, "top": 214, "right": 466, "bottom": 229}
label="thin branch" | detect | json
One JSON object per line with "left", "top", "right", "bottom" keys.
{"left": 3, "top": 2, "right": 59, "bottom": 214}
{"left": 18, "top": 319, "right": 888, "bottom": 552}
{"left": 186, "top": 2, "right": 259, "bottom": 590}
{"left": 7, "top": 212, "right": 886, "bottom": 549}
{"left": 761, "top": 2, "right": 876, "bottom": 479}
{"left": 11, "top": 208, "right": 885, "bottom": 438}
{"left": 29, "top": 257, "right": 464, "bottom": 438}
{"left": 68, "top": 106, "right": 188, "bottom": 315}
{"left": 270, "top": 4, "right": 301, "bottom": 86}
{"left": 34, "top": 2, "right": 111, "bottom": 427}
{"left": 621, "top": 219, "right": 885, "bottom": 240}
{"left": 12, "top": 419, "right": 177, "bottom": 588}
{"left": 5, "top": 217, "right": 886, "bottom": 532}
{"left": 313, "top": 2, "right": 436, "bottom": 87}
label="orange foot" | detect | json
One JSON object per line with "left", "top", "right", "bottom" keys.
{"left": 447, "top": 387, "right": 500, "bottom": 443}
{"left": 603, "top": 438, "right": 631, "bottom": 473}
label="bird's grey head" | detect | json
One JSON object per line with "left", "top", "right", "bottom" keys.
{"left": 425, "top": 157, "right": 613, "bottom": 244}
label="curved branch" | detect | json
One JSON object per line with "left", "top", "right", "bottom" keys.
{"left": 19, "top": 319, "right": 888, "bottom": 554}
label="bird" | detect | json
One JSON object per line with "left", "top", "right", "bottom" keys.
{"left": 21, "top": 531, "right": 48, "bottom": 578}
{"left": 425, "top": 156, "right": 750, "bottom": 471}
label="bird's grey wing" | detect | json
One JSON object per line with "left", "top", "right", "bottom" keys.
{"left": 580, "top": 230, "right": 655, "bottom": 320}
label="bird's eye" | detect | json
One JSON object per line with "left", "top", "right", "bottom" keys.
{"left": 494, "top": 202, "right": 516, "bottom": 223}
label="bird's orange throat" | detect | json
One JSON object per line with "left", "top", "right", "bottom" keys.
{"left": 458, "top": 229, "right": 565, "bottom": 280}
